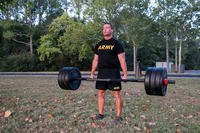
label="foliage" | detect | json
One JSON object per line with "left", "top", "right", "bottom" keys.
{"left": 0, "top": 20, "right": 29, "bottom": 56}
{"left": 184, "top": 42, "right": 200, "bottom": 70}
{"left": 38, "top": 13, "right": 101, "bottom": 69}
{"left": 0, "top": 0, "right": 200, "bottom": 71}
{"left": 0, "top": 0, "right": 14, "bottom": 11}
{"left": 0, "top": 53, "right": 41, "bottom": 71}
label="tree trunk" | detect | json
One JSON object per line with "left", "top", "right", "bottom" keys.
{"left": 178, "top": 33, "right": 183, "bottom": 73}
{"left": 175, "top": 45, "right": 178, "bottom": 72}
{"left": 133, "top": 45, "right": 137, "bottom": 73}
{"left": 30, "top": 34, "right": 33, "bottom": 54}
{"left": 165, "top": 30, "right": 169, "bottom": 72}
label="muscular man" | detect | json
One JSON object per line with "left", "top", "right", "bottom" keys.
{"left": 90, "top": 22, "right": 127, "bottom": 124}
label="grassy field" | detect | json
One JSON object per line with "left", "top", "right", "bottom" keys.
{"left": 0, "top": 76, "right": 200, "bottom": 132}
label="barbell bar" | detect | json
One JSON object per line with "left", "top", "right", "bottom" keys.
{"left": 57, "top": 67, "right": 175, "bottom": 96}
{"left": 80, "top": 77, "right": 175, "bottom": 84}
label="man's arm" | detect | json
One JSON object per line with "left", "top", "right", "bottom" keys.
{"left": 90, "top": 54, "right": 99, "bottom": 79}
{"left": 118, "top": 52, "right": 127, "bottom": 79}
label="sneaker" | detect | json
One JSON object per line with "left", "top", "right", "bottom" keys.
{"left": 91, "top": 114, "right": 104, "bottom": 121}
{"left": 113, "top": 116, "right": 123, "bottom": 125}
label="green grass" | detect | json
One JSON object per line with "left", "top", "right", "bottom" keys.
{"left": 0, "top": 76, "right": 200, "bottom": 132}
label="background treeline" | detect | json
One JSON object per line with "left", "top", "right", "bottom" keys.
{"left": 0, "top": 0, "right": 199, "bottom": 72}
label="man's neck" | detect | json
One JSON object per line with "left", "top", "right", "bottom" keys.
{"left": 104, "top": 35, "right": 112, "bottom": 40}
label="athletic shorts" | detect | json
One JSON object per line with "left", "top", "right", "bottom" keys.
{"left": 96, "top": 68, "right": 122, "bottom": 91}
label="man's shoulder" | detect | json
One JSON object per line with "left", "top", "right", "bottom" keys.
{"left": 97, "top": 39, "right": 105, "bottom": 45}
{"left": 112, "top": 38, "right": 122, "bottom": 45}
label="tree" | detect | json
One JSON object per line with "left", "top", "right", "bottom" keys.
{"left": 0, "top": 0, "right": 14, "bottom": 11}
{"left": 184, "top": 42, "right": 200, "bottom": 69}
{"left": 37, "top": 13, "right": 101, "bottom": 70}
{"left": 151, "top": 0, "right": 199, "bottom": 72}
{"left": 117, "top": 0, "right": 159, "bottom": 72}
{"left": 1, "top": 0, "right": 64, "bottom": 55}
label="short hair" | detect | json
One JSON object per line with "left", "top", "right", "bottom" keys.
{"left": 103, "top": 22, "right": 113, "bottom": 29}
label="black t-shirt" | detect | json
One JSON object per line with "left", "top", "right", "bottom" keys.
{"left": 94, "top": 38, "right": 124, "bottom": 69}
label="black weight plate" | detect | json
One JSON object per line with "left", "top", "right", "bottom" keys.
{"left": 62, "top": 69, "right": 71, "bottom": 90}
{"left": 153, "top": 68, "right": 162, "bottom": 95}
{"left": 154, "top": 68, "right": 161, "bottom": 89}
{"left": 144, "top": 67, "right": 153, "bottom": 95}
{"left": 150, "top": 68, "right": 157, "bottom": 95}
{"left": 68, "top": 67, "right": 81, "bottom": 90}
{"left": 58, "top": 69, "right": 66, "bottom": 90}
{"left": 58, "top": 67, "right": 81, "bottom": 90}
{"left": 145, "top": 67, "right": 168, "bottom": 96}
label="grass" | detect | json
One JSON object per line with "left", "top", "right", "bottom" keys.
{"left": 0, "top": 76, "right": 200, "bottom": 132}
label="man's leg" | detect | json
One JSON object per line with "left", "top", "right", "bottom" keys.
{"left": 98, "top": 90, "right": 106, "bottom": 115}
{"left": 113, "top": 91, "right": 123, "bottom": 117}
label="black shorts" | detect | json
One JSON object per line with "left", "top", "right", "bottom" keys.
{"left": 96, "top": 68, "right": 122, "bottom": 91}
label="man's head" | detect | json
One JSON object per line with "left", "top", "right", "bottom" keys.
{"left": 102, "top": 22, "right": 113, "bottom": 38}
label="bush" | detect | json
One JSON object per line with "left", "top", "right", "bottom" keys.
{"left": 0, "top": 53, "right": 41, "bottom": 72}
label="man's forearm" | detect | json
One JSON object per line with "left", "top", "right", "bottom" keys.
{"left": 118, "top": 53, "right": 127, "bottom": 77}
{"left": 120, "top": 60, "right": 127, "bottom": 76}
{"left": 91, "top": 59, "right": 98, "bottom": 74}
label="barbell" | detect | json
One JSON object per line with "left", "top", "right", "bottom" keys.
{"left": 57, "top": 67, "right": 175, "bottom": 96}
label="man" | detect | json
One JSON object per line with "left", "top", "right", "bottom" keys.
{"left": 90, "top": 22, "right": 127, "bottom": 124}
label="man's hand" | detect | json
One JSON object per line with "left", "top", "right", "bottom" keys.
{"left": 121, "top": 74, "right": 127, "bottom": 80}
{"left": 90, "top": 73, "right": 94, "bottom": 79}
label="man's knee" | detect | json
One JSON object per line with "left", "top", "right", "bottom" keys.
{"left": 113, "top": 91, "right": 121, "bottom": 99}
{"left": 98, "top": 90, "right": 106, "bottom": 97}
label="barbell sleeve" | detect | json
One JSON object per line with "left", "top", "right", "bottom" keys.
{"left": 168, "top": 80, "right": 176, "bottom": 84}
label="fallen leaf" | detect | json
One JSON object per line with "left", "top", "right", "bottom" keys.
{"left": 29, "top": 118, "right": 33, "bottom": 123}
{"left": 146, "top": 100, "right": 150, "bottom": 103}
{"left": 140, "top": 115, "right": 146, "bottom": 119}
{"left": 77, "top": 100, "right": 83, "bottom": 104}
{"left": 134, "top": 126, "right": 142, "bottom": 131}
{"left": 174, "top": 123, "right": 179, "bottom": 126}
{"left": 187, "top": 115, "right": 193, "bottom": 119}
{"left": 144, "top": 126, "right": 151, "bottom": 133}
{"left": 125, "top": 92, "right": 130, "bottom": 96}
{"left": 60, "top": 129, "right": 64, "bottom": 133}
{"left": 25, "top": 117, "right": 32, "bottom": 122}
{"left": 174, "top": 117, "right": 178, "bottom": 120}
{"left": 171, "top": 108, "right": 176, "bottom": 112}
{"left": 48, "top": 113, "right": 53, "bottom": 118}
{"left": 16, "top": 97, "right": 20, "bottom": 101}
{"left": 91, "top": 122, "right": 96, "bottom": 127}
{"left": 176, "top": 128, "right": 182, "bottom": 133}
{"left": 148, "top": 122, "right": 156, "bottom": 126}
{"left": 4, "top": 110, "right": 12, "bottom": 118}
{"left": 25, "top": 117, "right": 29, "bottom": 121}
{"left": 179, "top": 114, "right": 184, "bottom": 118}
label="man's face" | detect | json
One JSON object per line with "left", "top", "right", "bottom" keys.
{"left": 103, "top": 24, "right": 113, "bottom": 37}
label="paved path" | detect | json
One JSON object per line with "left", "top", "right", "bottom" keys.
{"left": 0, "top": 72, "right": 200, "bottom": 78}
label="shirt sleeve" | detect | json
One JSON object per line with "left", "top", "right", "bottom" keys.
{"left": 94, "top": 43, "right": 99, "bottom": 55}
{"left": 115, "top": 41, "right": 124, "bottom": 54}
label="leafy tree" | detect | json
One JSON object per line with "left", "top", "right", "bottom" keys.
{"left": 0, "top": 0, "right": 15, "bottom": 11}
{"left": 0, "top": 20, "right": 29, "bottom": 55}
{"left": 0, "top": 53, "right": 40, "bottom": 71}
{"left": 152, "top": 0, "right": 199, "bottom": 72}
{"left": 184, "top": 42, "right": 200, "bottom": 70}
{"left": 38, "top": 13, "right": 101, "bottom": 70}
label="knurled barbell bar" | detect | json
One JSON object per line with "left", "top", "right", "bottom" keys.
{"left": 57, "top": 67, "right": 175, "bottom": 96}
